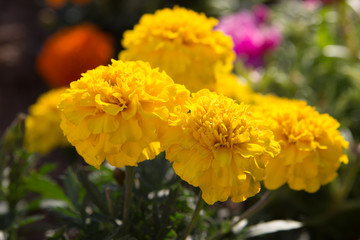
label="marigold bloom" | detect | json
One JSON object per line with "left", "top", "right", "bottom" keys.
{"left": 58, "top": 60, "right": 190, "bottom": 169}
{"left": 254, "top": 95, "right": 349, "bottom": 193}
{"left": 119, "top": 6, "right": 235, "bottom": 92}
{"left": 37, "top": 24, "right": 114, "bottom": 87}
{"left": 216, "top": 5, "right": 282, "bottom": 68}
{"left": 161, "top": 90, "right": 280, "bottom": 204}
{"left": 215, "top": 72, "right": 261, "bottom": 104}
{"left": 25, "top": 88, "right": 69, "bottom": 154}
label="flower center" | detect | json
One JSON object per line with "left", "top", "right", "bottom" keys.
{"left": 190, "top": 108, "right": 249, "bottom": 150}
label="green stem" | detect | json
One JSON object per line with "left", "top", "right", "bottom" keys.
{"left": 232, "top": 191, "right": 271, "bottom": 224}
{"left": 207, "top": 191, "right": 272, "bottom": 240}
{"left": 105, "top": 187, "right": 114, "bottom": 218}
{"left": 180, "top": 192, "right": 205, "bottom": 240}
{"left": 123, "top": 166, "right": 134, "bottom": 233}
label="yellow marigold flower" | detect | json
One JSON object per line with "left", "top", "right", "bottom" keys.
{"left": 215, "top": 72, "right": 261, "bottom": 104}
{"left": 58, "top": 60, "right": 190, "bottom": 169}
{"left": 161, "top": 89, "right": 280, "bottom": 204}
{"left": 37, "top": 24, "right": 114, "bottom": 88}
{"left": 119, "top": 6, "right": 235, "bottom": 92}
{"left": 254, "top": 95, "right": 349, "bottom": 193}
{"left": 25, "top": 88, "right": 69, "bottom": 154}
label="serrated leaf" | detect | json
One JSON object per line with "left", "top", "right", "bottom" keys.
{"left": 77, "top": 171, "right": 110, "bottom": 216}
{"left": 64, "top": 168, "right": 81, "bottom": 209}
{"left": 156, "top": 186, "right": 179, "bottom": 239}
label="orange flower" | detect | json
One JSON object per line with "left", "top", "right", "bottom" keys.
{"left": 46, "top": 0, "right": 91, "bottom": 8}
{"left": 37, "top": 24, "right": 114, "bottom": 87}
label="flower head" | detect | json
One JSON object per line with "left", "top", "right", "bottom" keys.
{"left": 254, "top": 95, "right": 348, "bottom": 192}
{"left": 25, "top": 88, "right": 69, "bottom": 154}
{"left": 161, "top": 89, "right": 280, "bottom": 204}
{"left": 37, "top": 24, "right": 114, "bottom": 87}
{"left": 216, "top": 5, "right": 282, "bottom": 68}
{"left": 58, "top": 60, "right": 190, "bottom": 169}
{"left": 119, "top": 6, "right": 235, "bottom": 92}
{"left": 215, "top": 72, "right": 261, "bottom": 104}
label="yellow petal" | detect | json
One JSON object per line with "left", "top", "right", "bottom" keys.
{"left": 235, "top": 143, "right": 264, "bottom": 158}
{"left": 87, "top": 114, "right": 119, "bottom": 134}
{"left": 339, "top": 154, "right": 348, "bottom": 164}
{"left": 106, "top": 151, "right": 139, "bottom": 168}
{"left": 282, "top": 144, "right": 308, "bottom": 165}
{"left": 76, "top": 141, "right": 105, "bottom": 169}
{"left": 141, "top": 141, "right": 161, "bottom": 160}
{"left": 120, "top": 141, "right": 142, "bottom": 160}
{"left": 233, "top": 154, "right": 264, "bottom": 180}
{"left": 122, "top": 93, "right": 138, "bottom": 120}
{"left": 199, "top": 170, "right": 231, "bottom": 205}
{"left": 294, "top": 158, "right": 318, "bottom": 178}
{"left": 264, "top": 158, "right": 287, "bottom": 190}
{"left": 212, "top": 166, "right": 233, "bottom": 187}
{"left": 63, "top": 107, "right": 95, "bottom": 125}
{"left": 109, "top": 118, "right": 142, "bottom": 144}
{"left": 231, "top": 177, "right": 260, "bottom": 202}
{"left": 95, "top": 94, "right": 123, "bottom": 116}
{"left": 212, "top": 147, "right": 232, "bottom": 167}
{"left": 304, "top": 178, "right": 321, "bottom": 193}
{"left": 172, "top": 150, "right": 211, "bottom": 184}
{"left": 288, "top": 168, "right": 306, "bottom": 191}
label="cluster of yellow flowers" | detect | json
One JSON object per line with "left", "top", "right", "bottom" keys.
{"left": 27, "top": 6, "right": 348, "bottom": 205}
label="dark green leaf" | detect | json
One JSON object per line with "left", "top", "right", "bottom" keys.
{"left": 38, "top": 163, "right": 58, "bottom": 175}
{"left": 64, "top": 168, "right": 81, "bottom": 209}
{"left": 18, "top": 215, "right": 44, "bottom": 227}
{"left": 77, "top": 171, "right": 110, "bottom": 216}
{"left": 24, "top": 175, "right": 69, "bottom": 202}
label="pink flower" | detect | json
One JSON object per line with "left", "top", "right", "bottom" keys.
{"left": 216, "top": 5, "right": 282, "bottom": 68}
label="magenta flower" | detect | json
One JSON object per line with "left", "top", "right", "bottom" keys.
{"left": 216, "top": 5, "right": 282, "bottom": 68}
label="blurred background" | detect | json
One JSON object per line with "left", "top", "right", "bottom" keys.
{"left": 0, "top": 0, "right": 277, "bottom": 136}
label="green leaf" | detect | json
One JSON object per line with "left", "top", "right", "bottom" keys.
{"left": 64, "top": 168, "right": 81, "bottom": 209}
{"left": 165, "top": 229, "right": 177, "bottom": 239}
{"left": 24, "top": 175, "right": 69, "bottom": 202}
{"left": 170, "top": 212, "right": 185, "bottom": 222}
{"left": 18, "top": 215, "right": 44, "bottom": 227}
{"left": 77, "top": 171, "right": 110, "bottom": 216}
{"left": 37, "top": 163, "right": 57, "bottom": 175}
